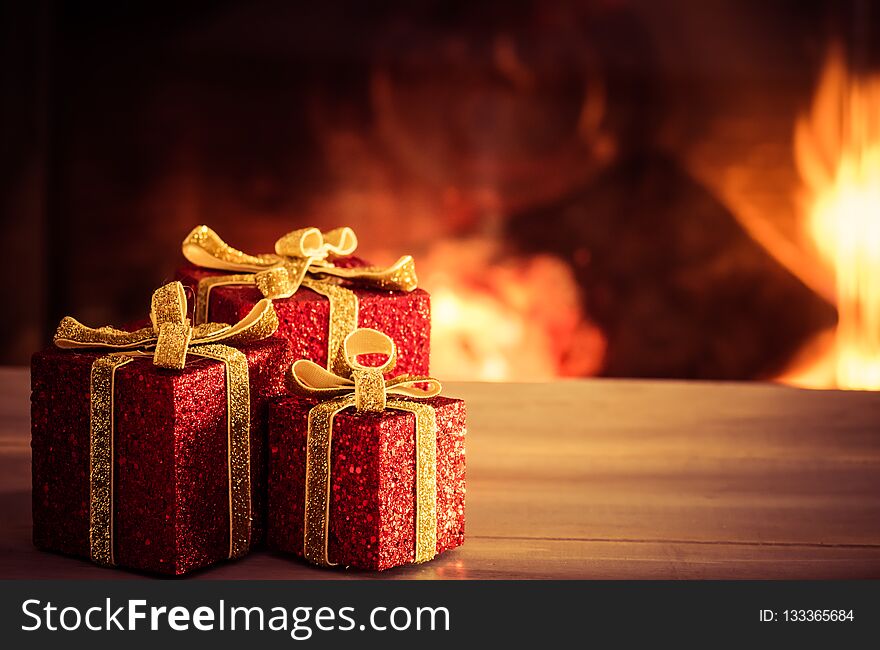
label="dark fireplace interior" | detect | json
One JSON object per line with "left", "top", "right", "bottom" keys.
{"left": 3, "top": 0, "right": 878, "bottom": 388}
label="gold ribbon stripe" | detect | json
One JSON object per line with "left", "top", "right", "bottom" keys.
{"left": 89, "top": 354, "right": 133, "bottom": 567}
{"left": 301, "top": 279, "right": 360, "bottom": 378}
{"left": 303, "top": 395, "right": 355, "bottom": 567}
{"left": 386, "top": 399, "right": 438, "bottom": 564}
{"left": 188, "top": 344, "right": 253, "bottom": 559}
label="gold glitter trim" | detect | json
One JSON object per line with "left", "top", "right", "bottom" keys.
{"left": 89, "top": 354, "right": 133, "bottom": 567}
{"left": 55, "top": 318, "right": 156, "bottom": 349}
{"left": 303, "top": 395, "right": 356, "bottom": 566}
{"left": 352, "top": 369, "right": 386, "bottom": 412}
{"left": 183, "top": 225, "right": 282, "bottom": 271}
{"left": 314, "top": 255, "right": 418, "bottom": 292}
{"left": 154, "top": 323, "right": 192, "bottom": 370}
{"left": 150, "top": 282, "right": 189, "bottom": 330}
{"left": 191, "top": 344, "right": 253, "bottom": 559}
{"left": 387, "top": 399, "right": 438, "bottom": 564}
{"left": 254, "top": 261, "right": 309, "bottom": 300}
{"left": 291, "top": 328, "right": 442, "bottom": 567}
{"left": 301, "top": 278, "right": 359, "bottom": 377}
{"left": 55, "top": 282, "right": 279, "bottom": 369}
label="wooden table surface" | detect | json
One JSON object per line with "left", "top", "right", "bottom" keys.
{"left": 2, "top": 366, "right": 879, "bottom": 579}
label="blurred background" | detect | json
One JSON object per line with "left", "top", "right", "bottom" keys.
{"left": 2, "top": 0, "right": 879, "bottom": 388}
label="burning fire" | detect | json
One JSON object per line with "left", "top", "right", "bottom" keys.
{"left": 417, "top": 237, "right": 605, "bottom": 381}
{"left": 784, "top": 47, "right": 880, "bottom": 390}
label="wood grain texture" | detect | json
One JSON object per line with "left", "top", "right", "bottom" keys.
{"left": 2, "top": 367, "right": 879, "bottom": 579}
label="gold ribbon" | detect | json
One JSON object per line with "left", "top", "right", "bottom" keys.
{"left": 181, "top": 225, "right": 418, "bottom": 377}
{"left": 53, "top": 281, "right": 279, "bottom": 567}
{"left": 287, "top": 328, "right": 442, "bottom": 567}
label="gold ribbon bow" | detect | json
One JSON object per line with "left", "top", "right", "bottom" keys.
{"left": 181, "top": 226, "right": 418, "bottom": 377}
{"left": 53, "top": 281, "right": 278, "bottom": 567}
{"left": 287, "top": 328, "right": 441, "bottom": 567}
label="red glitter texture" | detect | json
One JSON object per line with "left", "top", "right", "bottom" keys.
{"left": 267, "top": 396, "right": 466, "bottom": 571}
{"left": 31, "top": 338, "right": 291, "bottom": 575}
{"left": 176, "top": 262, "right": 431, "bottom": 378}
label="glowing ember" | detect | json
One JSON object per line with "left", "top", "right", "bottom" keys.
{"left": 785, "top": 47, "right": 880, "bottom": 390}
{"left": 416, "top": 237, "right": 604, "bottom": 381}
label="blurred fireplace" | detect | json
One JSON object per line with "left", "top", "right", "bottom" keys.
{"left": 2, "top": 0, "right": 878, "bottom": 387}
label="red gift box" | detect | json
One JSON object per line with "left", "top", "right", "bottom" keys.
{"left": 176, "top": 225, "right": 431, "bottom": 379}
{"left": 267, "top": 395, "right": 466, "bottom": 570}
{"left": 31, "top": 337, "right": 291, "bottom": 575}
{"left": 176, "top": 263, "right": 431, "bottom": 378}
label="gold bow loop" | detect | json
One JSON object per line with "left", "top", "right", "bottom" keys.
{"left": 288, "top": 328, "right": 441, "bottom": 413}
{"left": 182, "top": 225, "right": 418, "bottom": 304}
{"left": 275, "top": 226, "right": 358, "bottom": 260}
{"left": 53, "top": 281, "right": 279, "bottom": 369}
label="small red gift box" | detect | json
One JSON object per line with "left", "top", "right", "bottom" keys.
{"left": 32, "top": 339, "right": 290, "bottom": 574}
{"left": 177, "top": 263, "right": 431, "bottom": 377}
{"left": 267, "top": 396, "right": 466, "bottom": 570}
{"left": 266, "top": 328, "right": 465, "bottom": 571}
{"left": 31, "top": 283, "right": 290, "bottom": 575}
{"left": 176, "top": 226, "right": 431, "bottom": 379}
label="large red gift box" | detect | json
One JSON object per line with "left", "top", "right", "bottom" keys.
{"left": 176, "top": 263, "right": 431, "bottom": 378}
{"left": 31, "top": 338, "right": 290, "bottom": 575}
{"left": 267, "top": 395, "right": 466, "bottom": 571}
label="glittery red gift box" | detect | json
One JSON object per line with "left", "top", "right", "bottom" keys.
{"left": 31, "top": 338, "right": 291, "bottom": 575}
{"left": 175, "top": 262, "right": 431, "bottom": 378}
{"left": 267, "top": 396, "right": 466, "bottom": 571}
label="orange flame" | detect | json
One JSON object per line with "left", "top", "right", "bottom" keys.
{"left": 417, "top": 238, "right": 605, "bottom": 381}
{"left": 787, "top": 47, "right": 880, "bottom": 390}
